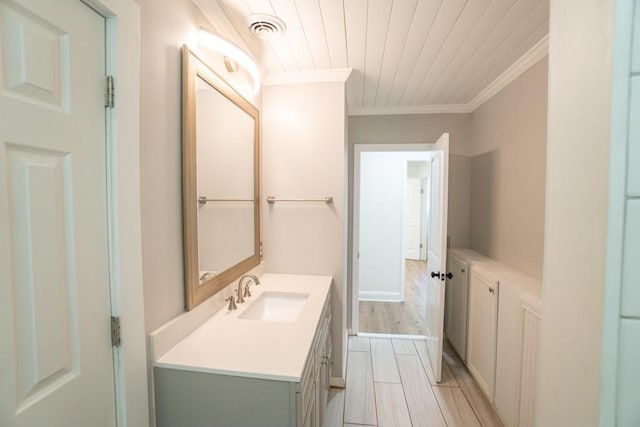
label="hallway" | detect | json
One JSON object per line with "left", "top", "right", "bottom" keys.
{"left": 359, "top": 260, "right": 428, "bottom": 335}
{"left": 323, "top": 336, "right": 503, "bottom": 427}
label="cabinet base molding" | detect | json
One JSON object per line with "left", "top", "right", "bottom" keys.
{"left": 330, "top": 376, "right": 345, "bottom": 388}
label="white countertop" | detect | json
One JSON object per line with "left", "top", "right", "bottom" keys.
{"left": 449, "top": 248, "right": 542, "bottom": 302}
{"left": 154, "top": 273, "right": 332, "bottom": 382}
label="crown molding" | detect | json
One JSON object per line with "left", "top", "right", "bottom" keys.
{"left": 466, "top": 35, "right": 549, "bottom": 112}
{"left": 263, "top": 68, "right": 353, "bottom": 85}
{"left": 347, "top": 35, "right": 548, "bottom": 116}
{"left": 349, "top": 104, "right": 470, "bottom": 116}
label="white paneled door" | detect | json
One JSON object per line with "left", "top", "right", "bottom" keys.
{"left": 425, "top": 133, "right": 449, "bottom": 382}
{"left": 404, "top": 178, "right": 421, "bottom": 260}
{"left": 0, "top": 1, "right": 117, "bottom": 426}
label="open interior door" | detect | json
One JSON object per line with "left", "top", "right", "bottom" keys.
{"left": 425, "top": 133, "right": 449, "bottom": 382}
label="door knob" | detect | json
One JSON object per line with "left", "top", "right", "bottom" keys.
{"left": 431, "top": 271, "right": 441, "bottom": 279}
{"left": 446, "top": 272, "right": 453, "bottom": 279}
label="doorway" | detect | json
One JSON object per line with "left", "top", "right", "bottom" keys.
{"left": 352, "top": 141, "right": 448, "bottom": 340}
{"left": 355, "top": 150, "right": 431, "bottom": 335}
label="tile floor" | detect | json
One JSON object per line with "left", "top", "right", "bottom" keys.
{"left": 323, "top": 336, "right": 504, "bottom": 427}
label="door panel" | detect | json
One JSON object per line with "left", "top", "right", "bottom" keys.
{"left": 420, "top": 177, "right": 429, "bottom": 261}
{"left": 445, "top": 255, "right": 468, "bottom": 361}
{"left": 0, "top": 0, "right": 116, "bottom": 425}
{"left": 467, "top": 271, "right": 499, "bottom": 399}
{"left": 425, "top": 133, "right": 449, "bottom": 382}
{"left": 404, "top": 178, "right": 421, "bottom": 260}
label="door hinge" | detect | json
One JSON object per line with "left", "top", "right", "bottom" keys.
{"left": 105, "top": 75, "right": 114, "bottom": 108}
{"left": 111, "top": 316, "right": 121, "bottom": 347}
{"left": 420, "top": 188, "right": 424, "bottom": 194}
{"left": 420, "top": 243, "right": 423, "bottom": 249}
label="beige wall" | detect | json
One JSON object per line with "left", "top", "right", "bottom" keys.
{"left": 139, "top": 0, "right": 205, "bottom": 333}
{"left": 349, "top": 113, "right": 472, "bottom": 156}
{"left": 537, "top": 0, "right": 615, "bottom": 424}
{"left": 137, "top": 2, "right": 260, "bottom": 422}
{"left": 138, "top": 0, "right": 254, "bottom": 333}
{"left": 348, "top": 113, "right": 472, "bottom": 248}
{"left": 469, "top": 57, "right": 548, "bottom": 280}
{"left": 262, "top": 81, "right": 348, "bottom": 379}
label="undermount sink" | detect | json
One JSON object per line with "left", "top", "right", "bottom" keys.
{"left": 239, "top": 291, "right": 309, "bottom": 323}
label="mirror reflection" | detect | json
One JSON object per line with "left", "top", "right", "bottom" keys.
{"left": 195, "top": 76, "right": 255, "bottom": 279}
{"left": 182, "top": 46, "right": 260, "bottom": 310}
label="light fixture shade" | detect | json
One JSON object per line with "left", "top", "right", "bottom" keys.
{"left": 198, "top": 29, "right": 261, "bottom": 95}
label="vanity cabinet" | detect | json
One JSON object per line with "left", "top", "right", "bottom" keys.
{"left": 301, "top": 293, "right": 332, "bottom": 427}
{"left": 466, "top": 268, "right": 499, "bottom": 399}
{"left": 444, "top": 254, "right": 469, "bottom": 360}
{"left": 153, "top": 276, "right": 333, "bottom": 427}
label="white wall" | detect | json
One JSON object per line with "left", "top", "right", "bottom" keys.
{"left": 358, "top": 151, "right": 430, "bottom": 301}
{"left": 262, "top": 80, "right": 348, "bottom": 380}
{"left": 536, "top": 0, "right": 615, "bottom": 424}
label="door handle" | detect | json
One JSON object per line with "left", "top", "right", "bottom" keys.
{"left": 446, "top": 272, "right": 453, "bottom": 279}
{"left": 431, "top": 271, "right": 441, "bottom": 279}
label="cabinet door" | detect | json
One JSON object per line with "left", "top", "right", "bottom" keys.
{"left": 445, "top": 255, "right": 469, "bottom": 360}
{"left": 467, "top": 270, "right": 499, "bottom": 400}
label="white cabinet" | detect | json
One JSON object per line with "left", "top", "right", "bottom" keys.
{"left": 493, "top": 282, "right": 541, "bottom": 427}
{"left": 450, "top": 248, "right": 542, "bottom": 427}
{"left": 466, "top": 268, "right": 499, "bottom": 399}
{"left": 445, "top": 254, "right": 469, "bottom": 360}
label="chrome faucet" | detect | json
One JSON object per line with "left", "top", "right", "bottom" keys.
{"left": 236, "top": 274, "right": 260, "bottom": 304}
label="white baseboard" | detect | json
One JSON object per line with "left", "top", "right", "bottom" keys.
{"left": 357, "top": 332, "right": 425, "bottom": 340}
{"left": 359, "top": 290, "right": 403, "bottom": 302}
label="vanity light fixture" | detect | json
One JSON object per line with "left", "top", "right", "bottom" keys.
{"left": 223, "top": 56, "right": 240, "bottom": 73}
{"left": 198, "top": 29, "right": 261, "bottom": 95}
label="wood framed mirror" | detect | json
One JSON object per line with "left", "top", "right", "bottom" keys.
{"left": 182, "top": 46, "right": 260, "bottom": 310}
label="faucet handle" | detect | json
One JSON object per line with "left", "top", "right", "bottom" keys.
{"left": 225, "top": 296, "right": 237, "bottom": 311}
{"left": 243, "top": 283, "right": 252, "bottom": 298}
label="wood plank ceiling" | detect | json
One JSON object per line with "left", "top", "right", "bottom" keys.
{"left": 197, "top": 0, "right": 549, "bottom": 114}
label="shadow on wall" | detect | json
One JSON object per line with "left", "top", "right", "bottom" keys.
{"left": 470, "top": 149, "right": 499, "bottom": 255}
{"left": 448, "top": 154, "right": 472, "bottom": 248}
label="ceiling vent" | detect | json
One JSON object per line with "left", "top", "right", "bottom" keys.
{"left": 246, "top": 14, "right": 286, "bottom": 40}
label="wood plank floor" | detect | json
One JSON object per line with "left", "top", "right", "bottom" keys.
{"left": 359, "top": 260, "right": 428, "bottom": 335}
{"left": 325, "top": 336, "right": 504, "bottom": 427}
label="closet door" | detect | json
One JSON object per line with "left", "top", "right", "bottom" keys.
{"left": 445, "top": 255, "right": 469, "bottom": 360}
{"left": 466, "top": 269, "right": 499, "bottom": 400}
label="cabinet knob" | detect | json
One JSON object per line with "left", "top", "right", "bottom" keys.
{"left": 461, "top": 268, "right": 466, "bottom": 273}
{"left": 446, "top": 272, "right": 453, "bottom": 279}
{"left": 489, "top": 287, "right": 495, "bottom": 294}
